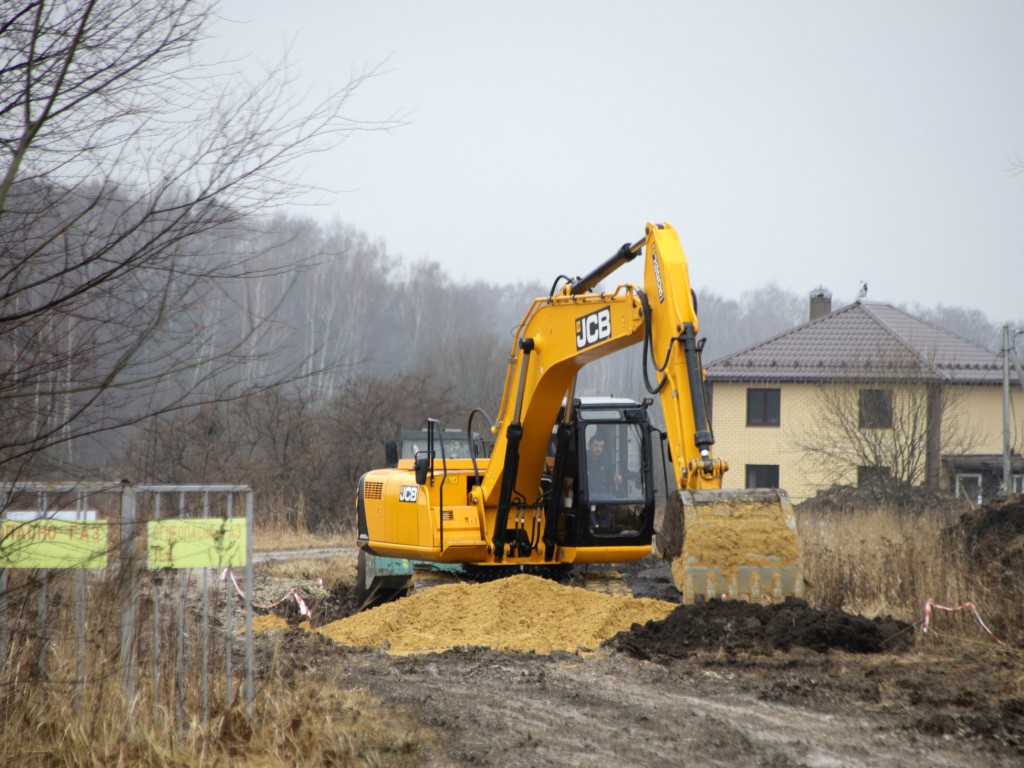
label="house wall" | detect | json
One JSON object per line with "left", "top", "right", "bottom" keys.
{"left": 708, "top": 380, "right": 1024, "bottom": 504}
{"left": 948, "top": 384, "right": 1024, "bottom": 455}
{"left": 709, "top": 381, "right": 825, "bottom": 503}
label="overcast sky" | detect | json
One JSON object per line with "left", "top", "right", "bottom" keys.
{"left": 210, "top": 1, "right": 1024, "bottom": 324}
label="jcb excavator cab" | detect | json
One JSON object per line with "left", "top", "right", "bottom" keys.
{"left": 546, "top": 398, "right": 656, "bottom": 551}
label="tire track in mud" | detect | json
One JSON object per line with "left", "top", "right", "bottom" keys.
{"left": 328, "top": 648, "right": 1020, "bottom": 768}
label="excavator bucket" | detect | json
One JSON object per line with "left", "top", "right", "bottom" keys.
{"left": 657, "top": 488, "right": 804, "bottom": 603}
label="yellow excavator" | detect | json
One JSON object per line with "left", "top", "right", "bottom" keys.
{"left": 356, "top": 222, "right": 803, "bottom": 605}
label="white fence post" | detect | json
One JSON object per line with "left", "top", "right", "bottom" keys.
{"left": 119, "top": 481, "right": 138, "bottom": 698}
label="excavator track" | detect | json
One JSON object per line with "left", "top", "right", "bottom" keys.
{"left": 355, "top": 551, "right": 675, "bottom": 611}
{"left": 570, "top": 569, "right": 632, "bottom": 597}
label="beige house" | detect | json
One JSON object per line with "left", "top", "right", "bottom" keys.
{"left": 705, "top": 294, "right": 1024, "bottom": 504}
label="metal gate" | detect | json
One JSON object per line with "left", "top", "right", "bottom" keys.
{"left": 1, "top": 481, "right": 255, "bottom": 727}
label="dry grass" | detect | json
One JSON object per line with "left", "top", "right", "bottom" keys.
{"left": 252, "top": 496, "right": 352, "bottom": 551}
{"left": 0, "top": 567, "right": 432, "bottom": 767}
{"left": 798, "top": 505, "right": 1023, "bottom": 646}
{"left": 252, "top": 521, "right": 350, "bottom": 552}
{"left": 0, "top": 662, "right": 432, "bottom": 767}
{"left": 3, "top": 503, "right": 1021, "bottom": 765}
{"left": 256, "top": 553, "right": 356, "bottom": 585}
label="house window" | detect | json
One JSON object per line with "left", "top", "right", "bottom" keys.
{"left": 745, "top": 464, "right": 779, "bottom": 489}
{"left": 859, "top": 389, "right": 893, "bottom": 429}
{"left": 857, "top": 465, "right": 891, "bottom": 488}
{"left": 1013, "top": 475, "right": 1024, "bottom": 494}
{"left": 955, "top": 473, "right": 982, "bottom": 504}
{"left": 746, "top": 388, "right": 780, "bottom": 427}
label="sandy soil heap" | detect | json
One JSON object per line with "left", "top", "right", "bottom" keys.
{"left": 315, "top": 574, "right": 676, "bottom": 655}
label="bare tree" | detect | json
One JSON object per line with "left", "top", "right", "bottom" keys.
{"left": 314, "top": 372, "right": 464, "bottom": 529}
{"left": 0, "top": 0, "right": 398, "bottom": 479}
{"left": 123, "top": 370, "right": 465, "bottom": 531}
{"left": 796, "top": 370, "right": 980, "bottom": 505}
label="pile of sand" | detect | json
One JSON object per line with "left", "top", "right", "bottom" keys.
{"left": 315, "top": 574, "right": 676, "bottom": 655}
{"left": 251, "top": 614, "right": 290, "bottom": 633}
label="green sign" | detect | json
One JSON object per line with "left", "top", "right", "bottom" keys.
{"left": 0, "top": 519, "right": 109, "bottom": 569}
{"left": 147, "top": 518, "right": 246, "bottom": 569}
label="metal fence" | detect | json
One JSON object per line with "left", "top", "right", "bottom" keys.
{"left": 0, "top": 481, "right": 255, "bottom": 726}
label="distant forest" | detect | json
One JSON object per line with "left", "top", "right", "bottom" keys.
{"left": 207, "top": 213, "right": 1016, "bottom": 380}
{"left": 4, "top": 200, "right": 1018, "bottom": 529}
{"left": 214, "top": 213, "right": 1012, "bottom": 382}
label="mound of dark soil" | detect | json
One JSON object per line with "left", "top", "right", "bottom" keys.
{"left": 307, "top": 580, "right": 359, "bottom": 627}
{"left": 257, "top": 579, "right": 359, "bottom": 628}
{"left": 797, "top": 483, "right": 970, "bottom": 517}
{"left": 607, "top": 597, "right": 914, "bottom": 659}
{"left": 946, "top": 495, "right": 1024, "bottom": 587}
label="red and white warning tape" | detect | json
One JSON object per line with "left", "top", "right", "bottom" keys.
{"left": 921, "top": 598, "right": 1005, "bottom": 647}
{"left": 221, "top": 567, "right": 311, "bottom": 619}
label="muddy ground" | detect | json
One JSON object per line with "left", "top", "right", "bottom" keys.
{"left": 250, "top": 553, "right": 1024, "bottom": 768}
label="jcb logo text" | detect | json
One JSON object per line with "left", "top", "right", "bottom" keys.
{"left": 575, "top": 308, "right": 612, "bottom": 350}
{"left": 399, "top": 485, "right": 418, "bottom": 503}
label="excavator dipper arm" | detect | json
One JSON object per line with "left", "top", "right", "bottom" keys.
{"left": 638, "top": 223, "right": 803, "bottom": 601}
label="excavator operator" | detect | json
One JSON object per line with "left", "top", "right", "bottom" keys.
{"left": 586, "top": 429, "right": 624, "bottom": 532}
{"left": 586, "top": 433, "right": 622, "bottom": 495}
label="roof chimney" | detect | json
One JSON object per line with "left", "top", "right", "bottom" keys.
{"left": 809, "top": 287, "right": 832, "bottom": 322}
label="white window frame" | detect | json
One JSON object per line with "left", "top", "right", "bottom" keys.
{"left": 955, "top": 473, "right": 983, "bottom": 504}
{"left": 1012, "top": 474, "right": 1024, "bottom": 494}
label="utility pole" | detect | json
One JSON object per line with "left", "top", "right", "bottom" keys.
{"left": 1003, "top": 325, "right": 1024, "bottom": 495}
{"left": 1003, "top": 324, "right": 1011, "bottom": 494}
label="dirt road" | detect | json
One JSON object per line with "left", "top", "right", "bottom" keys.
{"left": 253, "top": 553, "right": 1023, "bottom": 767}
{"left": 266, "top": 626, "right": 1024, "bottom": 765}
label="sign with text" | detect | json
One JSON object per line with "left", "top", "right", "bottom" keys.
{"left": 146, "top": 518, "right": 246, "bottom": 569}
{"left": 0, "top": 519, "right": 109, "bottom": 569}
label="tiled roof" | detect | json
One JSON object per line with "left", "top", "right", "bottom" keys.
{"left": 707, "top": 301, "right": 1007, "bottom": 385}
